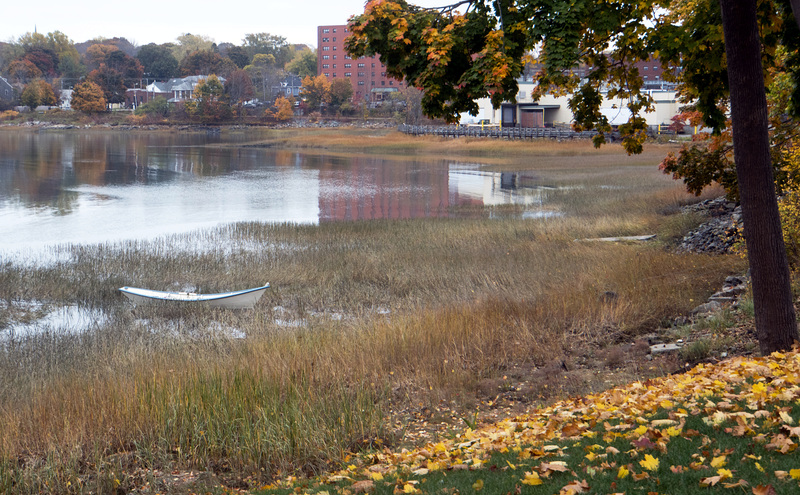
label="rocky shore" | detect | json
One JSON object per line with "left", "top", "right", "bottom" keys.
{"left": 676, "top": 196, "right": 742, "bottom": 254}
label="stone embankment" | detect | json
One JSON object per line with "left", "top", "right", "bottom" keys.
{"left": 676, "top": 197, "right": 742, "bottom": 254}
{"left": 644, "top": 197, "right": 751, "bottom": 358}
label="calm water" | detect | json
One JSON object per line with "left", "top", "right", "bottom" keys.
{"left": 0, "top": 130, "right": 553, "bottom": 256}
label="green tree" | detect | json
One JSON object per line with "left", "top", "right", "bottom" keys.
{"left": 329, "top": 78, "right": 354, "bottom": 113}
{"left": 348, "top": 0, "right": 800, "bottom": 353}
{"left": 242, "top": 33, "right": 292, "bottom": 68}
{"left": 57, "top": 52, "right": 85, "bottom": 79}
{"left": 226, "top": 45, "right": 250, "bottom": 68}
{"left": 186, "top": 75, "right": 230, "bottom": 122}
{"left": 300, "top": 74, "right": 331, "bottom": 111}
{"left": 70, "top": 81, "right": 106, "bottom": 113}
{"left": 286, "top": 48, "right": 318, "bottom": 78}
{"left": 172, "top": 34, "right": 215, "bottom": 63}
{"left": 136, "top": 43, "right": 179, "bottom": 79}
{"left": 245, "top": 53, "right": 281, "bottom": 101}
{"left": 180, "top": 50, "right": 236, "bottom": 77}
{"left": 21, "top": 79, "right": 57, "bottom": 108}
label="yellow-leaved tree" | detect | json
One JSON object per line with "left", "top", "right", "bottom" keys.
{"left": 70, "top": 81, "right": 106, "bottom": 113}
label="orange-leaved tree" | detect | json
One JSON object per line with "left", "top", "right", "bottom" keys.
{"left": 70, "top": 81, "right": 106, "bottom": 113}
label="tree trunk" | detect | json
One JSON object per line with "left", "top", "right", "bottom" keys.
{"left": 720, "top": 0, "right": 799, "bottom": 353}
{"left": 791, "top": 0, "right": 800, "bottom": 30}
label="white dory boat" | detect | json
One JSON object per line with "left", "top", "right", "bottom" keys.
{"left": 119, "top": 284, "right": 270, "bottom": 309}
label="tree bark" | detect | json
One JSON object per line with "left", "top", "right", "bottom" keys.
{"left": 791, "top": 0, "right": 800, "bottom": 30}
{"left": 720, "top": 0, "right": 799, "bottom": 353}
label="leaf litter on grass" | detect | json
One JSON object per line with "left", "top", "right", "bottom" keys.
{"left": 263, "top": 347, "right": 800, "bottom": 495}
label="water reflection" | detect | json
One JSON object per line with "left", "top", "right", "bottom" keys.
{"left": 0, "top": 131, "right": 559, "bottom": 253}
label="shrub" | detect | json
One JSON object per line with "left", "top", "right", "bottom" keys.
{"left": 777, "top": 144, "right": 800, "bottom": 270}
{"left": 0, "top": 110, "right": 19, "bottom": 121}
{"left": 134, "top": 97, "right": 170, "bottom": 118}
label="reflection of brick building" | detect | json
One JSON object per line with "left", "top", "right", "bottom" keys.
{"left": 317, "top": 24, "right": 405, "bottom": 104}
{"left": 316, "top": 156, "right": 450, "bottom": 221}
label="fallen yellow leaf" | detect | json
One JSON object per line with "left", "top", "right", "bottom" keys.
{"left": 639, "top": 454, "right": 659, "bottom": 471}
{"left": 710, "top": 456, "right": 727, "bottom": 468}
{"left": 522, "top": 471, "right": 543, "bottom": 486}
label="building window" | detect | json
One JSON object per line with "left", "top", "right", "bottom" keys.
{"left": 643, "top": 66, "right": 649, "bottom": 70}
{"left": 333, "top": 64, "right": 337, "bottom": 68}
{"left": 333, "top": 46, "right": 337, "bottom": 50}
{"left": 344, "top": 63, "right": 351, "bottom": 68}
{"left": 324, "top": 73, "right": 330, "bottom": 77}
{"left": 323, "top": 28, "right": 330, "bottom": 33}
{"left": 322, "top": 37, "right": 329, "bottom": 42}
{"left": 358, "top": 81, "right": 364, "bottom": 85}
{"left": 333, "top": 37, "right": 336, "bottom": 42}
{"left": 323, "top": 46, "right": 330, "bottom": 51}
{"left": 358, "top": 72, "right": 365, "bottom": 77}
{"left": 333, "top": 28, "right": 337, "bottom": 32}
{"left": 345, "top": 72, "right": 352, "bottom": 77}
{"left": 389, "top": 81, "right": 393, "bottom": 85}
{"left": 371, "top": 72, "right": 375, "bottom": 77}
{"left": 358, "top": 63, "right": 365, "bottom": 68}
{"left": 345, "top": 55, "right": 351, "bottom": 60}
{"left": 322, "top": 64, "right": 329, "bottom": 69}
{"left": 381, "top": 81, "right": 385, "bottom": 86}
{"left": 333, "top": 55, "right": 337, "bottom": 59}
{"left": 381, "top": 72, "right": 386, "bottom": 77}
{"left": 323, "top": 55, "right": 330, "bottom": 60}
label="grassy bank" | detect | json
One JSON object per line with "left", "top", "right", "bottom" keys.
{"left": 259, "top": 348, "right": 800, "bottom": 495}
{"left": 0, "top": 137, "right": 746, "bottom": 492}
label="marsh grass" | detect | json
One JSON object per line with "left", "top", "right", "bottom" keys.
{"left": 0, "top": 138, "right": 746, "bottom": 492}
{"left": 0, "top": 217, "right": 743, "bottom": 492}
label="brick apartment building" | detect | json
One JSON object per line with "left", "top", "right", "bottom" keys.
{"left": 317, "top": 24, "right": 405, "bottom": 104}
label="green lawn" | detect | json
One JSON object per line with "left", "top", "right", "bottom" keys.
{"left": 258, "top": 349, "right": 800, "bottom": 495}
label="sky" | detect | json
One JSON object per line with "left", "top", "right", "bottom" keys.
{"left": 1, "top": 0, "right": 445, "bottom": 48}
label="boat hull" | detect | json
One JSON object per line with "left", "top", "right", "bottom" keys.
{"left": 119, "top": 284, "right": 270, "bottom": 309}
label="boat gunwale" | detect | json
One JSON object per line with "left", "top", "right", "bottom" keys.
{"left": 118, "top": 284, "right": 270, "bottom": 303}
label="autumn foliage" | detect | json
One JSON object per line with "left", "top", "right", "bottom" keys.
{"left": 267, "top": 347, "right": 800, "bottom": 495}
{"left": 70, "top": 81, "right": 106, "bottom": 113}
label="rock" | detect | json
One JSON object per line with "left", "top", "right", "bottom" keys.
{"left": 674, "top": 316, "right": 691, "bottom": 327}
{"left": 709, "top": 295, "right": 736, "bottom": 303}
{"left": 639, "top": 333, "right": 662, "bottom": 344}
{"left": 650, "top": 343, "right": 683, "bottom": 354}
{"left": 600, "top": 290, "right": 618, "bottom": 303}
{"left": 724, "top": 275, "right": 745, "bottom": 286}
{"left": 691, "top": 301, "right": 723, "bottom": 315}
{"left": 676, "top": 198, "right": 742, "bottom": 254}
